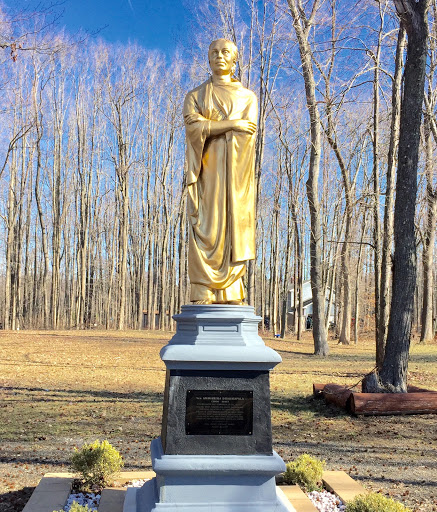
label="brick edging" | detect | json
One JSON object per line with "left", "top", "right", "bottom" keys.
{"left": 22, "top": 470, "right": 366, "bottom": 512}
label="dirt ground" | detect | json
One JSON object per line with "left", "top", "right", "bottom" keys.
{"left": 0, "top": 330, "right": 436, "bottom": 511}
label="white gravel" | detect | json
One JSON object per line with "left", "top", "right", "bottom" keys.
{"left": 64, "top": 479, "right": 148, "bottom": 511}
{"left": 64, "top": 491, "right": 100, "bottom": 511}
{"left": 126, "top": 478, "right": 150, "bottom": 488}
{"left": 308, "top": 490, "right": 346, "bottom": 512}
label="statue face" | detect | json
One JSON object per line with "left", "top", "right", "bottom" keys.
{"left": 208, "top": 40, "right": 236, "bottom": 76}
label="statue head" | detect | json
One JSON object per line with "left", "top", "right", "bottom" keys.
{"left": 208, "top": 38, "right": 238, "bottom": 77}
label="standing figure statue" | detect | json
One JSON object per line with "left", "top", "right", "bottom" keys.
{"left": 183, "top": 39, "right": 258, "bottom": 304}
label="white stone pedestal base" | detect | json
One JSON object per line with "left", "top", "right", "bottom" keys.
{"left": 123, "top": 438, "right": 295, "bottom": 512}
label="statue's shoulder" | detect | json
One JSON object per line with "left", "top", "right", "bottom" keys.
{"left": 233, "top": 80, "right": 257, "bottom": 102}
{"left": 186, "top": 79, "right": 211, "bottom": 98}
{"left": 244, "top": 87, "right": 257, "bottom": 103}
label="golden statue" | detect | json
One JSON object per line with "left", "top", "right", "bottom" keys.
{"left": 183, "top": 39, "right": 258, "bottom": 305}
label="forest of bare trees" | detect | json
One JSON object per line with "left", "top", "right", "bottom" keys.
{"left": 0, "top": 0, "right": 436, "bottom": 349}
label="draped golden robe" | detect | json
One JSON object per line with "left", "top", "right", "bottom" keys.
{"left": 183, "top": 78, "right": 258, "bottom": 303}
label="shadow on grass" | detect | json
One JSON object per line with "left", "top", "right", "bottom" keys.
{"left": 0, "top": 486, "right": 35, "bottom": 512}
{"left": 354, "top": 473, "right": 437, "bottom": 489}
{"left": 0, "top": 454, "right": 68, "bottom": 466}
{"left": 0, "top": 360, "right": 165, "bottom": 372}
{"left": 409, "top": 353, "right": 437, "bottom": 364}
{"left": 271, "top": 394, "right": 348, "bottom": 418}
{"left": 275, "top": 348, "right": 376, "bottom": 364}
{"left": 31, "top": 333, "right": 171, "bottom": 343}
{"left": 1, "top": 386, "right": 163, "bottom": 403}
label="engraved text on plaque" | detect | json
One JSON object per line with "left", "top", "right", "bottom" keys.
{"left": 185, "top": 390, "right": 253, "bottom": 436}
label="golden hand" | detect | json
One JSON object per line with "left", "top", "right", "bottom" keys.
{"left": 184, "top": 114, "right": 257, "bottom": 136}
{"left": 208, "top": 119, "right": 257, "bottom": 137}
{"left": 230, "top": 120, "right": 257, "bottom": 134}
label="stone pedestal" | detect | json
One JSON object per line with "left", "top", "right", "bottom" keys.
{"left": 124, "top": 305, "right": 295, "bottom": 512}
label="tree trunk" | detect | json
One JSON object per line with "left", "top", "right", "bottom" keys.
{"left": 260, "top": 225, "right": 266, "bottom": 329}
{"left": 290, "top": 196, "right": 303, "bottom": 340}
{"left": 280, "top": 189, "right": 292, "bottom": 339}
{"left": 146, "top": 236, "right": 154, "bottom": 329}
{"left": 378, "top": 25, "right": 406, "bottom": 366}
{"left": 364, "top": 1, "right": 429, "bottom": 392}
{"left": 287, "top": 0, "right": 328, "bottom": 355}
{"left": 420, "top": 107, "right": 437, "bottom": 343}
{"left": 177, "top": 190, "right": 187, "bottom": 313}
{"left": 116, "top": 171, "right": 129, "bottom": 330}
{"left": 33, "top": 78, "right": 50, "bottom": 328}
{"left": 4, "top": 143, "right": 17, "bottom": 330}
{"left": 354, "top": 210, "right": 368, "bottom": 344}
{"left": 372, "top": 37, "right": 382, "bottom": 357}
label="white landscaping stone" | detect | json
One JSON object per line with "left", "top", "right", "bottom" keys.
{"left": 64, "top": 492, "right": 100, "bottom": 511}
{"left": 308, "top": 490, "right": 346, "bottom": 512}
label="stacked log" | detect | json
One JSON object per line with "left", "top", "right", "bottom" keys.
{"left": 312, "top": 383, "right": 325, "bottom": 397}
{"left": 322, "top": 384, "right": 353, "bottom": 409}
{"left": 313, "top": 382, "right": 437, "bottom": 415}
{"left": 349, "top": 390, "right": 437, "bottom": 415}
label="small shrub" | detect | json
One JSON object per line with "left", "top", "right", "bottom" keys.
{"left": 71, "top": 439, "right": 123, "bottom": 489}
{"left": 283, "top": 453, "right": 325, "bottom": 492}
{"left": 53, "top": 502, "right": 94, "bottom": 512}
{"left": 345, "top": 493, "right": 412, "bottom": 512}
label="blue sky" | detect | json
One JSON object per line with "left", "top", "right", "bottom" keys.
{"left": 18, "top": 0, "right": 192, "bottom": 54}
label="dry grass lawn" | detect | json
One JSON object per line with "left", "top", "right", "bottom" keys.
{"left": 0, "top": 329, "right": 436, "bottom": 511}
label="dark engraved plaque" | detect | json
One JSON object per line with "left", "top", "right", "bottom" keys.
{"left": 186, "top": 390, "right": 253, "bottom": 436}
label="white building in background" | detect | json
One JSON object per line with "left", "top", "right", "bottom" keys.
{"left": 288, "top": 280, "right": 336, "bottom": 329}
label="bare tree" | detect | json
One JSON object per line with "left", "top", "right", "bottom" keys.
{"left": 1, "top": 0, "right": 433, "bottom": 341}
{"left": 420, "top": 0, "right": 437, "bottom": 343}
{"left": 364, "top": 0, "right": 430, "bottom": 392}
{"left": 2, "top": 63, "right": 33, "bottom": 329}
{"left": 378, "top": 23, "right": 406, "bottom": 366}
{"left": 99, "top": 45, "right": 146, "bottom": 330}
{"left": 287, "top": 0, "right": 329, "bottom": 355}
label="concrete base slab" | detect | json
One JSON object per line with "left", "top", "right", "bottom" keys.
{"left": 125, "top": 478, "right": 296, "bottom": 512}
{"left": 122, "top": 438, "right": 293, "bottom": 511}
